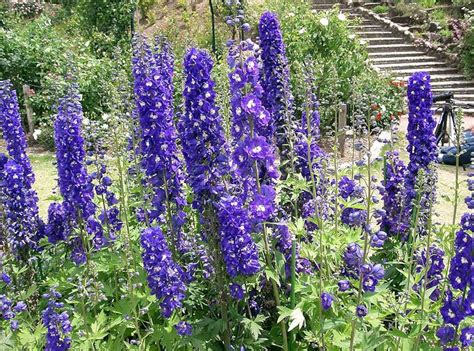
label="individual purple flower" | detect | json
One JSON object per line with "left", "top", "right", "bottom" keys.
{"left": 10, "top": 319, "right": 19, "bottom": 331}
{"left": 437, "top": 325, "right": 455, "bottom": 345}
{"left": 343, "top": 243, "right": 363, "bottom": 268}
{"left": 362, "top": 276, "right": 378, "bottom": 292}
{"left": 1, "top": 272, "right": 11, "bottom": 285}
{"left": 356, "top": 304, "right": 368, "bottom": 317}
{"left": 217, "top": 195, "right": 260, "bottom": 278}
{"left": 381, "top": 151, "right": 408, "bottom": 237}
{"left": 339, "top": 176, "right": 357, "bottom": 200}
{"left": 405, "top": 72, "right": 437, "bottom": 209}
{"left": 41, "top": 289, "right": 72, "bottom": 351}
{"left": 338, "top": 280, "right": 350, "bottom": 292}
{"left": 175, "top": 321, "right": 192, "bottom": 336}
{"left": 440, "top": 291, "right": 465, "bottom": 326}
{"left": 321, "top": 292, "right": 333, "bottom": 311}
{"left": 259, "top": 11, "right": 294, "bottom": 151}
{"left": 13, "top": 301, "right": 27, "bottom": 313}
{"left": 460, "top": 327, "right": 474, "bottom": 347}
{"left": 133, "top": 35, "right": 187, "bottom": 252}
{"left": 370, "top": 230, "right": 387, "bottom": 248}
{"left": 249, "top": 185, "right": 276, "bottom": 222}
{"left": 229, "top": 283, "right": 244, "bottom": 301}
{"left": 140, "top": 227, "right": 186, "bottom": 318}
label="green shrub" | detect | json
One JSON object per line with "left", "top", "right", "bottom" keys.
{"left": 0, "top": 15, "right": 129, "bottom": 147}
{"left": 461, "top": 28, "right": 474, "bottom": 78}
{"left": 416, "top": 0, "right": 437, "bottom": 8}
{"left": 373, "top": 5, "right": 390, "bottom": 14}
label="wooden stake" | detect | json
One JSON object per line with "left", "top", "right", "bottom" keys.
{"left": 22, "top": 84, "right": 34, "bottom": 135}
{"left": 338, "top": 103, "right": 347, "bottom": 157}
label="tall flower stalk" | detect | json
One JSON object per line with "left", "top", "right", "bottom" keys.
{"left": 405, "top": 72, "right": 437, "bottom": 218}
{"left": 0, "top": 80, "right": 43, "bottom": 254}
{"left": 53, "top": 79, "right": 104, "bottom": 264}
{"left": 132, "top": 35, "right": 187, "bottom": 254}
{"left": 228, "top": 38, "right": 288, "bottom": 350}
{"left": 259, "top": 11, "right": 295, "bottom": 153}
{"left": 179, "top": 47, "right": 260, "bottom": 346}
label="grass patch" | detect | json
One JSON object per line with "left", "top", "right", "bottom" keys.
{"left": 29, "top": 152, "right": 58, "bottom": 219}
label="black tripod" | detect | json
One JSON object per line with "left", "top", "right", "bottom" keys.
{"left": 434, "top": 92, "right": 456, "bottom": 146}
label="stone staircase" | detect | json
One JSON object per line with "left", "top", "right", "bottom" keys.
{"left": 312, "top": 1, "right": 474, "bottom": 115}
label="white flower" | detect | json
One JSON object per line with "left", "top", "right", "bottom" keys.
{"left": 32, "top": 129, "right": 42, "bottom": 140}
{"left": 320, "top": 17, "right": 329, "bottom": 26}
{"left": 298, "top": 28, "right": 306, "bottom": 35}
{"left": 338, "top": 13, "right": 346, "bottom": 21}
{"left": 288, "top": 12, "right": 295, "bottom": 17}
{"left": 102, "top": 113, "right": 110, "bottom": 121}
{"left": 83, "top": 118, "right": 90, "bottom": 126}
{"left": 349, "top": 34, "right": 356, "bottom": 39}
{"left": 360, "top": 39, "right": 367, "bottom": 45}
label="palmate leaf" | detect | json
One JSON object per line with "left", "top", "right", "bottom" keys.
{"left": 242, "top": 315, "right": 267, "bottom": 340}
{"left": 288, "top": 308, "right": 305, "bottom": 331}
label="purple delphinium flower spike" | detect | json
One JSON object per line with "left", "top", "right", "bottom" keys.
{"left": 178, "top": 48, "right": 228, "bottom": 211}
{"left": 414, "top": 245, "right": 444, "bottom": 301}
{"left": 140, "top": 227, "right": 186, "bottom": 318}
{"left": 217, "top": 195, "right": 260, "bottom": 278}
{"left": 258, "top": 11, "right": 294, "bottom": 151}
{"left": 0, "top": 80, "right": 44, "bottom": 251}
{"left": 380, "top": 151, "right": 408, "bottom": 238}
{"left": 41, "top": 289, "right": 72, "bottom": 351}
{"left": 132, "top": 35, "right": 187, "bottom": 253}
{"left": 437, "top": 165, "right": 474, "bottom": 347}
{"left": 179, "top": 48, "right": 259, "bottom": 281}
{"left": 1, "top": 160, "right": 40, "bottom": 254}
{"left": 338, "top": 176, "right": 367, "bottom": 228}
{"left": 54, "top": 80, "right": 105, "bottom": 261}
{"left": 405, "top": 72, "right": 437, "bottom": 210}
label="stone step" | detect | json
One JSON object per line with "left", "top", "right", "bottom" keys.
{"left": 355, "top": 31, "right": 394, "bottom": 37}
{"left": 386, "top": 67, "right": 459, "bottom": 76}
{"left": 368, "top": 51, "right": 427, "bottom": 58}
{"left": 432, "top": 106, "right": 474, "bottom": 115}
{"left": 432, "top": 87, "right": 474, "bottom": 94}
{"left": 312, "top": 4, "right": 337, "bottom": 10}
{"left": 364, "top": 2, "right": 384, "bottom": 8}
{"left": 454, "top": 94, "right": 474, "bottom": 101}
{"left": 368, "top": 44, "right": 418, "bottom": 52}
{"left": 396, "top": 75, "right": 468, "bottom": 83}
{"left": 374, "top": 62, "right": 452, "bottom": 71}
{"left": 349, "top": 24, "right": 384, "bottom": 31}
{"left": 363, "top": 37, "right": 406, "bottom": 45}
{"left": 370, "top": 55, "right": 439, "bottom": 64}
{"left": 430, "top": 80, "right": 474, "bottom": 87}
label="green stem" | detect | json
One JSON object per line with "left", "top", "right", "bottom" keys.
{"left": 349, "top": 112, "right": 373, "bottom": 351}
{"left": 414, "top": 202, "right": 434, "bottom": 350}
